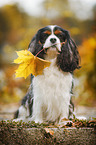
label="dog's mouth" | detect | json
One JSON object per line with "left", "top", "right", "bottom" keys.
{"left": 35, "top": 42, "right": 65, "bottom": 59}
{"left": 44, "top": 43, "right": 61, "bottom": 54}
{"left": 44, "top": 44, "right": 62, "bottom": 60}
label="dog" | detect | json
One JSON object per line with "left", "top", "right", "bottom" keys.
{"left": 14, "top": 25, "right": 80, "bottom": 123}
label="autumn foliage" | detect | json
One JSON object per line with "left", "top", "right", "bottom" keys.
{"left": 14, "top": 50, "right": 51, "bottom": 78}
{"left": 0, "top": 3, "right": 96, "bottom": 106}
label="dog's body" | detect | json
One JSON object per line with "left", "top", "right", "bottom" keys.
{"left": 14, "top": 25, "right": 80, "bottom": 123}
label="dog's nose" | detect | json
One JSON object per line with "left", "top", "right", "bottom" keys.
{"left": 50, "top": 38, "right": 56, "bottom": 43}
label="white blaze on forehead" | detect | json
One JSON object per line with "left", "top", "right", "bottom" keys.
{"left": 49, "top": 25, "right": 56, "bottom": 34}
{"left": 44, "top": 25, "right": 61, "bottom": 51}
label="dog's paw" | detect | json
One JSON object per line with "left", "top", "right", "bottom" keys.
{"left": 12, "top": 117, "right": 28, "bottom": 122}
{"left": 58, "top": 118, "right": 73, "bottom": 126}
{"left": 76, "top": 116, "right": 87, "bottom": 120}
{"left": 34, "top": 119, "right": 43, "bottom": 124}
{"left": 28, "top": 116, "right": 43, "bottom": 124}
{"left": 12, "top": 118, "right": 23, "bottom": 122}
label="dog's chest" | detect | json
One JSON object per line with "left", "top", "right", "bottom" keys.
{"left": 33, "top": 60, "right": 73, "bottom": 102}
{"left": 33, "top": 60, "right": 73, "bottom": 121}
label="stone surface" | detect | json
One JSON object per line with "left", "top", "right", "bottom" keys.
{"left": 0, "top": 104, "right": 96, "bottom": 144}
{"left": 0, "top": 127, "right": 96, "bottom": 145}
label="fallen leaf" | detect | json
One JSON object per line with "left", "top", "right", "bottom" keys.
{"left": 44, "top": 128, "right": 54, "bottom": 136}
{"left": 60, "top": 118, "right": 69, "bottom": 122}
{"left": 14, "top": 50, "right": 51, "bottom": 79}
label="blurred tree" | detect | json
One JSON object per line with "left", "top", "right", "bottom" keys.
{"left": 92, "top": 4, "right": 96, "bottom": 32}
{"left": 0, "top": 2, "right": 96, "bottom": 106}
{"left": 0, "top": 4, "right": 28, "bottom": 47}
{"left": 75, "top": 37, "right": 96, "bottom": 106}
{"left": 0, "top": 10, "right": 9, "bottom": 48}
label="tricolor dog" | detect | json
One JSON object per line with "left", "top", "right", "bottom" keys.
{"left": 14, "top": 25, "right": 80, "bottom": 123}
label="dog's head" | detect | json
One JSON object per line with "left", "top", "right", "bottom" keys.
{"left": 28, "top": 25, "right": 80, "bottom": 72}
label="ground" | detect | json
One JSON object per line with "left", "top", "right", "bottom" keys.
{"left": 0, "top": 103, "right": 96, "bottom": 145}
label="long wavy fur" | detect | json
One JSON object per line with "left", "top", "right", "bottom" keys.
{"left": 56, "top": 32, "right": 81, "bottom": 72}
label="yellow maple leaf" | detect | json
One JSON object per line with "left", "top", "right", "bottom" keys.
{"left": 14, "top": 50, "right": 51, "bottom": 79}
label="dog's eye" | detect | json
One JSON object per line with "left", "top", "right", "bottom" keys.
{"left": 41, "top": 33, "right": 50, "bottom": 40}
{"left": 40, "top": 33, "right": 50, "bottom": 44}
{"left": 42, "top": 33, "right": 49, "bottom": 37}
{"left": 56, "top": 33, "right": 62, "bottom": 37}
{"left": 56, "top": 33, "right": 65, "bottom": 41}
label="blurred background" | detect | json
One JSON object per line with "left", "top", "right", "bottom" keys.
{"left": 0, "top": 0, "right": 96, "bottom": 120}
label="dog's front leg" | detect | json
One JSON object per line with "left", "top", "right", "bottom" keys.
{"left": 31, "top": 97, "right": 43, "bottom": 123}
{"left": 59, "top": 106, "right": 73, "bottom": 126}
{"left": 59, "top": 100, "right": 70, "bottom": 123}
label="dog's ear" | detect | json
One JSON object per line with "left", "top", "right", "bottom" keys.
{"left": 57, "top": 31, "right": 81, "bottom": 72}
{"left": 28, "top": 31, "right": 45, "bottom": 58}
{"left": 28, "top": 34, "right": 37, "bottom": 54}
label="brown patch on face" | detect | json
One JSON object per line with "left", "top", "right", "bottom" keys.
{"left": 44, "top": 30, "right": 51, "bottom": 35}
{"left": 54, "top": 30, "right": 62, "bottom": 35}
{"left": 61, "top": 41, "right": 66, "bottom": 45}
{"left": 38, "top": 40, "right": 42, "bottom": 44}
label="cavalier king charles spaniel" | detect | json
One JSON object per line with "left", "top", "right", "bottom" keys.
{"left": 14, "top": 25, "right": 80, "bottom": 123}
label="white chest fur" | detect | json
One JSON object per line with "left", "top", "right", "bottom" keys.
{"left": 32, "top": 59, "right": 73, "bottom": 123}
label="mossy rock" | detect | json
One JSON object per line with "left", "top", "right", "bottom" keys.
{"left": 0, "top": 119, "right": 96, "bottom": 145}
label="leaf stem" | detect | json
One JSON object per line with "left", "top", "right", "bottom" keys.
{"left": 35, "top": 42, "right": 65, "bottom": 57}
{"left": 35, "top": 48, "right": 45, "bottom": 57}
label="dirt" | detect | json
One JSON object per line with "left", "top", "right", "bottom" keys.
{"left": 0, "top": 124, "right": 96, "bottom": 145}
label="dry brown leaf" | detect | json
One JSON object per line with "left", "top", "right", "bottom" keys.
{"left": 44, "top": 128, "right": 54, "bottom": 136}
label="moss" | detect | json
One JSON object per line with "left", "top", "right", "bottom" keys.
{"left": 0, "top": 119, "right": 96, "bottom": 129}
